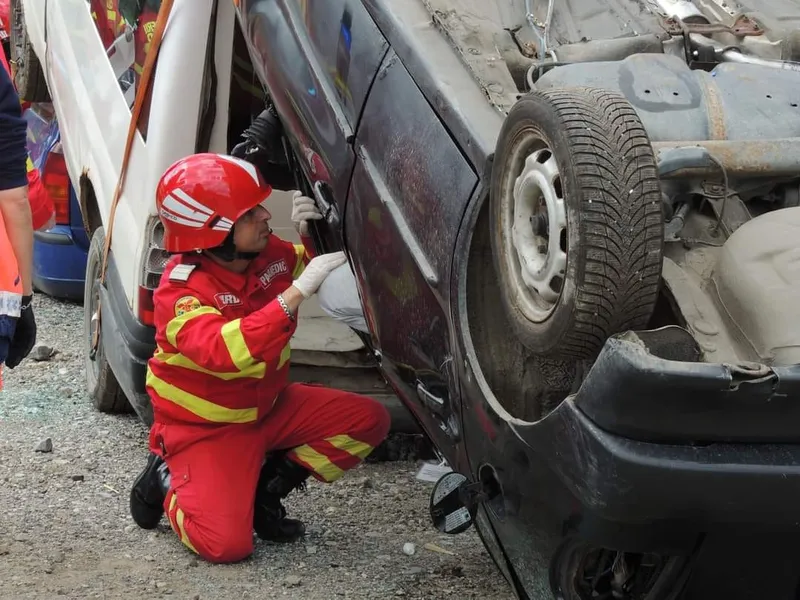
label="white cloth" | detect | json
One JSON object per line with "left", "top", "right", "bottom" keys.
{"left": 316, "top": 262, "right": 369, "bottom": 334}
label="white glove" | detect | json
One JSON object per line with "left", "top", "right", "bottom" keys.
{"left": 291, "top": 191, "right": 323, "bottom": 236}
{"left": 292, "top": 251, "right": 347, "bottom": 298}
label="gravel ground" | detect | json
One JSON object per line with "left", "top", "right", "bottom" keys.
{"left": 0, "top": 295, "right": 514, "bottom": 600}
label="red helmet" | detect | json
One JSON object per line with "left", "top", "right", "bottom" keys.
{"left": 156, "top": 153, "right": 273, "bottom": 253}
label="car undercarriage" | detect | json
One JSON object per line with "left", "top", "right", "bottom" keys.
{"left": 424, "top": 0, "right": 800, "bottom": 424}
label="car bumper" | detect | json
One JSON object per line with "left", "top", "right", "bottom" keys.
{"left": 99, "top": 255, "right": 156, "bottom": 424}
{"left": 508, "top": 331, "right": 800, "bottom": 538}
{"left": 572, "top": 333, "right": 800, "bottom": 445}
{"left": 32, "top": 227, "right": 88, "bottom": 301}
{"left": 503, "top": 378, "right": 800, "bottom": 599}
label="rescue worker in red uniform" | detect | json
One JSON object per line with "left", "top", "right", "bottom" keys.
{"left": 129, "top": 153, "right": 390, "bottom": 563}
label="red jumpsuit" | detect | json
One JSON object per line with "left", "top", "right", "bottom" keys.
{"left": 146, "top": 236, "right": 390, "bottom": 563}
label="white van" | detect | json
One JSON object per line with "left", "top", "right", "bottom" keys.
{"left": 11, "top": 0, "right": 406, "bottom": 427}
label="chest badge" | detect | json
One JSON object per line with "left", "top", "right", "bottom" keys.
{"left": 214, "top": 292, "right": 243, "bottom": 310}
{"left": 258, "top": 259, "right": 289, "bottom": 288}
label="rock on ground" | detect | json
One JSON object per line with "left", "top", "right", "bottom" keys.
{"left": 0, "top": 295, "right": 514, "bottom": 600}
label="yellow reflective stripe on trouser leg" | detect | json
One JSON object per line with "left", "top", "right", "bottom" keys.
{"left": 325, "top": 435, "right": 374, "bottom": 460}
{"left": 165, "top": 306, "right": 222, "bottom": 348}
{"left": 220, "top": 319, "right": 262, "bottom": 371}
{"left": 146, "top": 371, "right": 258, "bottom": 423}
{"left": 292, "top": 244, "right": 306, "bottom": 278}
{"left": 167, "top": 494, "right": 178, "bottom": 531}
{"left": 168, "top": 493, "right": 198, "bottom": 554}
{"left": 176, "top": 508, "right": 198, "bottom": 554}
{"left": 291, "top": 445, "right": 345, "bottom": 482}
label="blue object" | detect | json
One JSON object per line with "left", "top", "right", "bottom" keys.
{"left": 25, "top": 106, "right": 88, "bottom": 301}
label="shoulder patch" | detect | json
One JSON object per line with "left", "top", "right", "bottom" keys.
{"left": 174, "top": 295, "right": 202, "bottom": 317}
{"left": 169, "top": 263, "right": 197, "bottom": 283}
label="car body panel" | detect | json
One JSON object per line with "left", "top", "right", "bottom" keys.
{"left": 345, "top": 47, "right": 478, "bottom": 449}
{"left": 362, "top": 0, "right": 502, "bottom": 169}
{"left": 238, "top": 0, "right": 388, "bottom": 252}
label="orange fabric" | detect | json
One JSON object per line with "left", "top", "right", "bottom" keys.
{"left": 151, "top": 383, "right": 390, "bottom": 562}
{"left": 0, "top": 210, "right": 23, "bottom": 296}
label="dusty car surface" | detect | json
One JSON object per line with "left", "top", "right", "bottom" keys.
{"left": 233, "top": 0, "right": 800, "bottom": 597}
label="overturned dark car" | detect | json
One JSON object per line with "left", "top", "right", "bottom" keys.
{"left": 232, "top": 0, "right": 800, "bottom": 598}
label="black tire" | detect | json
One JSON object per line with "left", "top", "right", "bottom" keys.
{"left": 84, "top": 228, "right": 132, "bottom": 414}
{"left": 549, "top": 538, "right": 692, "bottom": 600}
{"left": 9, "top": 0, "right": 51, "bottom": 103}
{"left": 490, "top": 87, "right": 663, "bottom": 359}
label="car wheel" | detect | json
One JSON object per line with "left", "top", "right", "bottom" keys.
{"left": 9, "top": 0, "right": 50, "bottom": 103}
{"left": 490, "top": 87, "right": 664, "bottom": 359}
{"left": 84, "top": 227, "right": 132, "bottom": 414}
{"left": 549, "top": 538, "right": 692, "bottom": 600}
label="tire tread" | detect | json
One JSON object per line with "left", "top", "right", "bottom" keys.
{"left": 492, "top": 86, "right": 663, "bottom": 358}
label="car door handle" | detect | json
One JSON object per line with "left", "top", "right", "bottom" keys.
{"left": 416, "top": 381, "right": 446, "bottom": 415}
{"left": 312, "top": 180, "right": 339, "bottom": 223}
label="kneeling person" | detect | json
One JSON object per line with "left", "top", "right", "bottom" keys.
{"left": 129, "top": 153, "right": 390, "bottom": 563}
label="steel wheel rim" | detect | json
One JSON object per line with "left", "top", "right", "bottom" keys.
{"left": 504, "top": 141, "right": 567, "bottom": 323}
{"left": 86, "top": 276, "right": 102, "bottom": 376}
{"left": 571, "top": 548, "right": 674, "bottom": 600}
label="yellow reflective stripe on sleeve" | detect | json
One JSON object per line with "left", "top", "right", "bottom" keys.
{"left": 277, "top": 343, "right": 291, "bottom": 370}
{"left": 325, "top": 435, "right": 374, "bottom": 460}
{"left": 220, "top": 319, "right": 263, "bottom": 371}
{"left": 232, "top": 71, "right": 263, "bottom": 99}
{"left": 146, "top": 371, "right": 258, "bottom": 424}
{"left": 233, "top": 53, "right": 255, "bottom": 73}
{"left": 291, "top": 445, "right": 345, "bottom": 482}
{"left": 292, "top": 244, "right": 306, "bottom": 278}
{"left": 165, "top": 306, "right": 221, "bottom": 348}
{"left": 176, "top": 508, "right": 199, "bottom": 554}
{"left": 153, "top": 349, "right": 266, "bottom": 380}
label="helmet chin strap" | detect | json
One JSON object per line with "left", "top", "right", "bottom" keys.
{"left": 207, "top": 225, "right": 270, "bottom": 262}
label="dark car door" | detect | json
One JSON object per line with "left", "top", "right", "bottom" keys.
{"left": 237, "top": 0, "right": 388, "bottom": 252}
{"left": 345, "top": 49, "right": 479, "bottom": 449}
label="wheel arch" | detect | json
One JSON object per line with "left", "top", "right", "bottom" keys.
{"left": 78, "top": 172, "right": 103, "bottom": 236}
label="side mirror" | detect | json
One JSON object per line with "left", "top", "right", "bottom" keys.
{"left": 429, "top": 472, "right": 476, "bottom": 535}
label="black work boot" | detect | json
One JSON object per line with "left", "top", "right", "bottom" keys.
{"left": 253, "top": 454, "right": 311, "bottom": 543}
{"left": 130, "top": 453, "right": 171, "bottom": 529}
